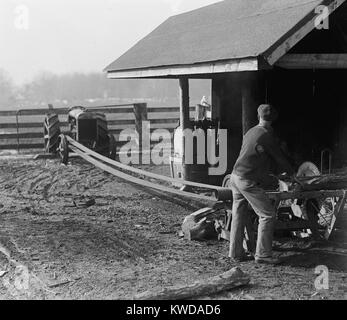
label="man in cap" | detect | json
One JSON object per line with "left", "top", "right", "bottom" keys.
{"left": 229, "top": 104, "right": 295, "bottom": 264}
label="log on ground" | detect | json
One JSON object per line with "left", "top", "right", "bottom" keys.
{"left": 134, "top": 267, "right": 250, "bottom": 300}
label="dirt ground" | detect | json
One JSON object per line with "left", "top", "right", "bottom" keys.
{"left": 0, "top": 156, "right": 346, "bottom": 300}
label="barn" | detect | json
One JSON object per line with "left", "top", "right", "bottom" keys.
{"left": 104, "top": 0, "right": 347, "bottom": 185}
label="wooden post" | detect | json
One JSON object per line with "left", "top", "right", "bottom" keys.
{"left": 179, "top": 78, "right": 190, "bottom": 131}
{"left": 133, "top": 103, "right": 148, "bottom": 163}
{"left": 211, "top": 75, "right": 243, "bottom": 177}
{"left": 241, "top": 72, "right": 260, "bottom": 135}
{"left": 179, "top": 78, "right": 190, "bottom": 181}
{"left": 211, "top": 77, "right": 222, "bottom": 120}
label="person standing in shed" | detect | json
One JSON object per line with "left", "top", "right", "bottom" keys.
{"left": 229, "top": 104, "right": 295, "bottom": 265}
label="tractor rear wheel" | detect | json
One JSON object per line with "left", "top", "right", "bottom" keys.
{"left": 57, "top": 134, "right": 69, "bottom": 165}
{"left": 43, "top": 114, "right": 61, "bottom": 153}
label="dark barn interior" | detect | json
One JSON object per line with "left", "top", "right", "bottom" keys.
{"left": 272, "top": 6, "right": 347, "bottom": 170}
{"left": 212, "top": 5, "right": 347, "bottom": 176}
{"left": 270, "top": 68, "right": 347, "bottom": 169}
{"left": 212, "top": 69, "right": 347, "bottom": 178}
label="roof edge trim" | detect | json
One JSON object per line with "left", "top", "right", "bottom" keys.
{"left": 106, "top": 58, "right": 260, "bottom": 79}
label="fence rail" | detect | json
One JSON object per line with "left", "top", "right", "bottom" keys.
{"left": 0, "top": 103, "right": 196, "bottom": 151}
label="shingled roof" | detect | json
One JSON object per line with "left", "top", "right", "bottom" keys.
{"left": 105, "top": 0, "right": 346, "bottom": 78}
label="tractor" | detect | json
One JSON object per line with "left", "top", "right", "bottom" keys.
{"left": 43, "top": 106, "right": 117, "bottom": 164}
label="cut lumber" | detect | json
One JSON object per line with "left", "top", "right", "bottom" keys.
{"left": 134, "top": 267, "right": 250, "bottom": 300}
{"left": 297, "top": 174, "right": 347, "bottom": 191}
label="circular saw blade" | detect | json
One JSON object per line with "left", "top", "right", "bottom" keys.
{"left": 297, "top": 162, "right": 321, "bottom": 177}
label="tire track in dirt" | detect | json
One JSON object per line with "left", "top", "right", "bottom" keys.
{"left": 12, "top": 168, "right": 51, "bottom": 193}
{"left": 8, "top": 161, "right": 63, "bottom": 199}
{"left": 28, "top": 174, "right": 51, "bottom": 193}
{"left": 42, "top": 176, "right": 61, "bottom": 202}
{"left": 5, "top": 166, "right": 38, "bottom": 184}
{"left": 0, "top": 160, "right": 68, "bottom": 217}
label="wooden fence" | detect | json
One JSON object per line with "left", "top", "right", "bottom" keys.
{"left": 0, "top": 103, "right": 196, "bottom": 151}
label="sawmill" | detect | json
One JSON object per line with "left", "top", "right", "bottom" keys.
{"left": 102, "top": 0, "right": 347, "bottom": 247}
{"left": 3, "top": 0, "right": 347, "bottom": 302}
{"left": 40, "top": 0, "right": 347, "bottom": 260}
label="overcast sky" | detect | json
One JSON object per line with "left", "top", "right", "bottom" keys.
{"left": 0, "top": 0, "right": 222, "bottom": 84}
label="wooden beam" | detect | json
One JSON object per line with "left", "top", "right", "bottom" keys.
{"left": 179, "top": 78, "right": 191, "bottom": 181}
{"left": 0, "top": 105, "right": 140, "bottom": 117}
{"left": 179, "top": 78, "right": 190, "bottom": 130}
{"left": 276, "top": 54, "right": 347, "bottom": 69}
{"left": 242, "top": 74, "right": 256, "bottom": 135}
{"left": 266, "top": 189, "right": 346, "bottom": 201}
{"left": 133, "top": 103, "right": 148, "bottom": 163}
{"left": 241, "top": 72, "right": 265, "bottom": 135}
{"left": 0, "top": 143, "right": 44, "bottom": 150}
{"left": 265, "top": 0, "right": 346, "bottom": 66}
{"left": 211, "top": 78, "right": 222, "bottom": 120}
{"left": 106, "top": 58, "right": 259, "bottom": 79}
